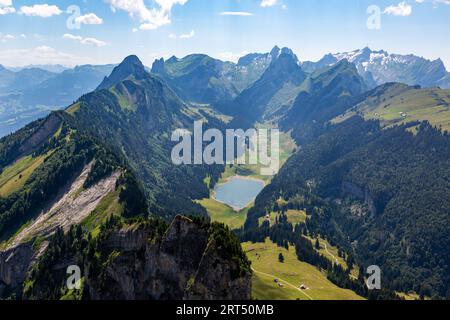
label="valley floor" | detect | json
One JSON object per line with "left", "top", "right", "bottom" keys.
{"left": 197, "top": 129, "right": 363, "bottom": 300}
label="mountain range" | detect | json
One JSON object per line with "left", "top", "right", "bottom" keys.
{"left": 2, "top": 46, "right": 449, "bottom": 139}
{"left": 0, "top": 46, "right": 450, "bottom": 300}
{"left": 5, "top": 64, "right": 69, "bottom": 74}
{"left": 302, "top": 47, "right": 450, "bottom": 89}
{"left": 0, "top": 64, "right": 116, "bottom": 138}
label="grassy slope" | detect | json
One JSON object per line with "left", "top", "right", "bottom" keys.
{"left": 333, "top": 87, "right": 450, "bottom": 131}
{"left": 81, "top": 190, "right": 124, "bottom": 238}
{"left": 396, "top": 291, "right": 428, "bottom": 301}
{"left": 197, "top": 198, "right": 249, "bottom": 230}
{"left": 0, "top": 154, "right": 48, "bottom": 198}
{"left": 243, "top": 239, "right": 364, "bottom": 300}
{"left": 259, "top": 210, "right": 308, "bottom": 227}
{"left": 0, "top": 221, "right": 32, "bottom": 249}
{"left": 304, "top": 236, "right": 359, "bottom": 279}
{"left": 66, "top": 102, "right": 81, "bottom": 115}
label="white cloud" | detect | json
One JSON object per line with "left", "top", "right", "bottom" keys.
{"left": 169, "top": 30, "right": 195, "bottom": 39}
{"left": 63, "top": 34, "right": 83, "bottom": 41}
{"left": 261, "top": 0, "right": 278, "bottom": 7}
{"left": 19, "top": 4, "right": 62, "bottom": 17}
{"left": 107, "top": 0, "right": 188, "bottom": 31}
{"left": 80, "top": 37, "right": 107, "bottom": 47}
{"left": 63, "top": 33, "right": 107, "bottom": 47}
{"left": 0, "top": 33, "right": 15, "bottom": 42}
{"left": 179, "top": 30, "right": 194, "bottom": 39}
{"left": 0, "top": 0, "right": 15, "bottom": 15}
{"left": 75, "top": 13, "right": 103, "bottom": 25}
{"left": 0, "top": 6, "right": 14, "bottom": 14}
{"left": 219, "top": 11, "right": 253, "bottom": 16}
{"left": 384, "top": 2, "right": 413, "bottom": 16}
{"left": 415, "top": 0, "right": 450, "bottom": 5}
{"left": 0, "top": 46, "right": 94, "bottom": 67}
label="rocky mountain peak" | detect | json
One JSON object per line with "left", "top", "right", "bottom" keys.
{"left": 166, "top": 55, "right": 179, "bottom": 64}
{"left": 269, "top": 46, "right": 299, "bottom": 64}
{"left": 151, "top": 57, "right": 166, "bottom": 74}
{"left": 97, "top": 55, "right": 147, "bottom": 90}
{"left": 270, "top": 45, "right": 281, "bottom": 59}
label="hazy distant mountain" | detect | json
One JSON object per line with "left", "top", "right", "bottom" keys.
{"left": 438, "top": 73, "right": 450, "bottom": 88}
{"left": 0, "top": 67, "right": 56, "bottom": 94}
{"left": 0, "top": 65, "right": 15, "bottom": 92}
{"left": 230, "top": 47, "right": 306, "bottom": 122}
{"left": 27, "top": 64, "right": 116, "bottom": 106}
{"left": 6, "top": 64, "right": 69, "bottom": 73}
{"left": 151, "top": 54, "right": 240, "bottom": 104}
{"left": 302, "top": 47, "right": 450, "bottom": 89}
{"left": 233, "top": 46, "right": 299, "bottom": 91}
{"left": 150, "top": 46, "right": 294, "bottom": 105}
{"left": 0, "top": 64, "right": 115, "bottom": 137}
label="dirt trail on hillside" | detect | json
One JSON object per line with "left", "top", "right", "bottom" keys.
{"left": 251, "top": 267, "right": 314, "bottom": 300}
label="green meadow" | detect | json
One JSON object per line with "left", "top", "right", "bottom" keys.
{"left": 243, "top": 239, "right": 364, "bottom": 300}
{"left": 0, "top": 153, "right": 49, "bottom": 198}
{"left": 197, "top": 198, "right": 248, "bottom": 230}
{"left": 334, "top": 86, "right": 450, "bottom": 132}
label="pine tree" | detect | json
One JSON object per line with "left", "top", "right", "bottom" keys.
{"left": 315, "top": 238, "right": 320, "bottom": 250}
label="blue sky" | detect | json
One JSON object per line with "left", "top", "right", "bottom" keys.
{"left": 0, "top": 0, "right": 449, "bottom": 68}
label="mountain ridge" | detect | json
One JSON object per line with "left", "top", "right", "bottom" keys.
{"left": 302, "top": 47, "right": 450, "bottom": 89}
{"left": 0, "top": 64, "right": 116, "bottom": 138}
{"left": 226, "top": 48, "right": 306, "bottom": 123}
{"left": 97, "top": 55, "right": 147, "bottom": 90}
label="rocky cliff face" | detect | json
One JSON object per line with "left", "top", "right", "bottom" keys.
{"left": 20, "top": 215, "right": 251, "bottom": 300}
{"left": 0, "top": 166, "right": 122, "bottom": 299}
{"left": 83, "top": 216, "right": 251, "bottom": 300}
{"left": 186, "top": 241, "right": 252, "bottom": 300}
{"left": 0, "top": 244, "right": 34, "bottom": 297}
{"left": 342, "top": 181, "right": 377, "bottom": 217}
{"left": 19, "top": 113, "right": 62, "bottom": 155}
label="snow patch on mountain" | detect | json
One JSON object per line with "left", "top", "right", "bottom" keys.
{"left": 302, "top": 48, "right": 450, "bottom": 89}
